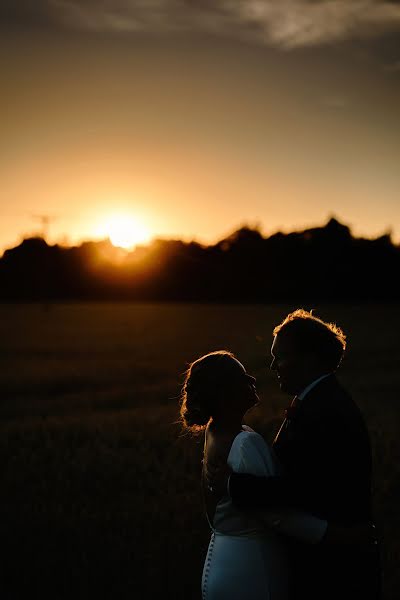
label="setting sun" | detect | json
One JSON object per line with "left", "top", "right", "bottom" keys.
{"left": 97, "top": 214, "right": 152, "bottom": 249}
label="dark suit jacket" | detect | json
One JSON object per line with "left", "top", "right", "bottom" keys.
{"left": 229, "top": 374, "right": 381, "bottom": 599}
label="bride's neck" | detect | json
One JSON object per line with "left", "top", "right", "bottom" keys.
{"left": 209, "top": 414, "right": 244, "bottom": 435}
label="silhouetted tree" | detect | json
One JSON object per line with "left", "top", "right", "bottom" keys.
{"left": 0, "top": 218, "right": 399, "bottom": 303}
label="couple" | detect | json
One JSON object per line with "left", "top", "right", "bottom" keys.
{"left": 180, "top": 309, "right": 381, "bottom": 600}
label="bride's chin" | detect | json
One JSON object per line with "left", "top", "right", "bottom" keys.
{"left": 247, "top": 397, "right": 259, "bottom": 411}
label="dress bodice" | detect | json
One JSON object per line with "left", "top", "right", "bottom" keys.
{"left": 210, "top": 426, "right": 281, "bottom": 536}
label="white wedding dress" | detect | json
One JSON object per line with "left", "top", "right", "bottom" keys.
{"left": 201, "top": 426, "right": 327, "bottom": 600}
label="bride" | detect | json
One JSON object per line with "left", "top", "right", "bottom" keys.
{"left": 180, "top": 350, "right": 328, "bottom": 600}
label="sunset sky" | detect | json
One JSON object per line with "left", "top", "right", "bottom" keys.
{"left": 1, "top": 1, "right": 400, "bottom": 253}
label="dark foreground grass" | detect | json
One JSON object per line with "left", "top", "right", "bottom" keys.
{"left": 0, "top": 303, "right": 399, "bottom": 599}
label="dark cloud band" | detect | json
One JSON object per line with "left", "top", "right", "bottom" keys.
{"left": 2, "top": 0, "right": 400, "bottom": 48}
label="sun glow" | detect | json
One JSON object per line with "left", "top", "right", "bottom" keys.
{"left": 97, "top": 214, "right": 152, "bottom": 249}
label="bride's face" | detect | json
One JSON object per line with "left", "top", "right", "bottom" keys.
{"left": 228, "top": 359, "right": 259, "bottom": 412}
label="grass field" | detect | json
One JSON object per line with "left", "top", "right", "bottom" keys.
{"left": 0, "top": 303, "right": 398, "bottom": 599}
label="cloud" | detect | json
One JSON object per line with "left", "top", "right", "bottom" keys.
{"left": 384, "top": 59, "right": 400, "bottom": 72}
{"left": 236, "top": 1, "right": 400, "bottom": 48}
{"left": 321, "top": 93, "right": 350, "bottom": 109}
{"left": 3, "top": 0, "right": 400, "bottom": 49}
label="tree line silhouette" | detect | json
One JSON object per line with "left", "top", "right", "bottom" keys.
{"left": 0, "top": 217, "right": 398, "bottom": 302}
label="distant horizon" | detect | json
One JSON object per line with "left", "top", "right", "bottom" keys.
{"left": 2, "top": 214, "right": 397, "bottom": 258}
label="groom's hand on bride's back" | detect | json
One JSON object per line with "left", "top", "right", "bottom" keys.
{"left": 204, "top": 461, "right": 232, "bottom": 498}
{"left": 207, "top": 468, "right": 291, "bottom": 507}
{"left": 229, "top": 472, "right": 292, "bottom": 509}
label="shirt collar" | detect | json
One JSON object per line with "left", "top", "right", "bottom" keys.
{"left": 298, "top": 373, "right": 331, "bottom": 401}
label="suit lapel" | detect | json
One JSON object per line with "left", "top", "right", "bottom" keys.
{"left": 272, "top": 375, "right": 337, "bottom": 459}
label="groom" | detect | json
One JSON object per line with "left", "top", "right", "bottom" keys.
{"left": 213, "top": 309, "right": 381, "bottom": 600}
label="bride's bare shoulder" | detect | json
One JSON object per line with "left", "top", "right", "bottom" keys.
{"left": 205, "top": 424, "right": 238, "bottom": 458}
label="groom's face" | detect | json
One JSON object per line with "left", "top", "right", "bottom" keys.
{"left": 270, "top": 334, "right": 310, "bottom": 395}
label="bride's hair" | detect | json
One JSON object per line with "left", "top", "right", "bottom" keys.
{"left": 180, "top": 350, "right": 244, "bottom": 433}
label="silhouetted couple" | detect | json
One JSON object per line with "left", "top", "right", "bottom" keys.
{"left": 180, "top": 309, "right": 381, "bottom": 600}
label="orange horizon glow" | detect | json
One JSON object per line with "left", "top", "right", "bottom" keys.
{"left": 93, "top": 213, "right": 152, "bottom": 250}
{"left": 1, "top": 31, "right": 399, "bottom": 254}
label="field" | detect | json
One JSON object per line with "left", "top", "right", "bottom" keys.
{"left": 0, "top": 303, "right": 398, "bottom": 599}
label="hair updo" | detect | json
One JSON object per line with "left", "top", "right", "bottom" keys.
{"left": 180, "top": 350, "right": 243, "bottom": 433}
